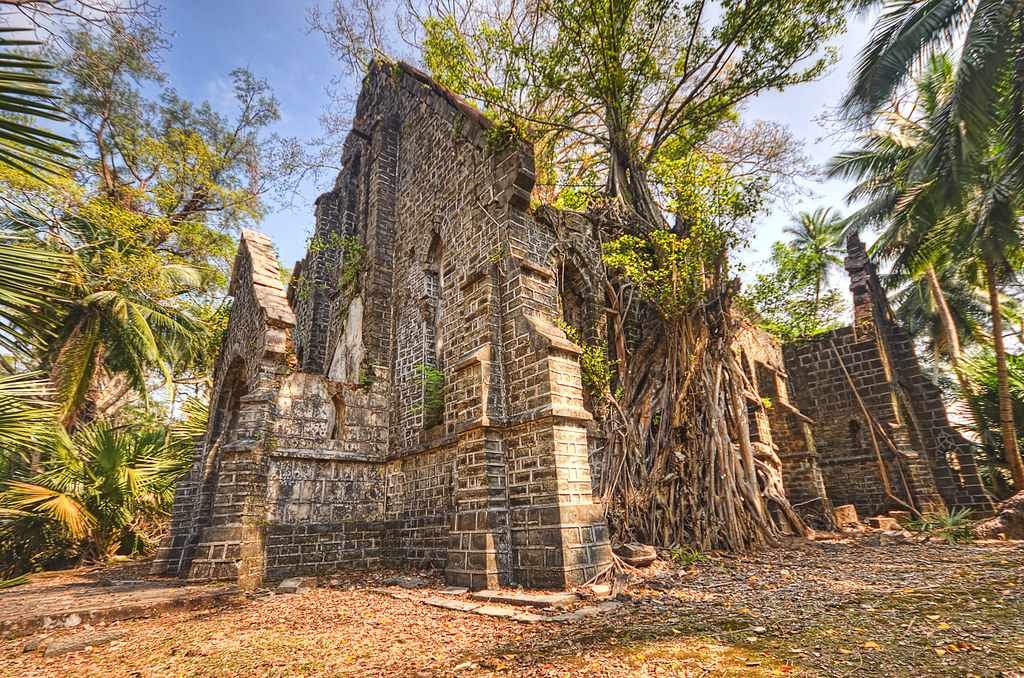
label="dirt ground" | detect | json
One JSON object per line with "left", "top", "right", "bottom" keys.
{"left": 1, "top": 533, "right": 1021, "bottom": 678}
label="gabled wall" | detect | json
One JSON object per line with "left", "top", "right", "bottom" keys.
{"left": 781, "top": 236, "right": 992, "bottom": 519}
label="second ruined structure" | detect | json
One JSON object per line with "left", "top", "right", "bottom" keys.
{"left": 154, "top": 61, "right": 992, "bottom": 589}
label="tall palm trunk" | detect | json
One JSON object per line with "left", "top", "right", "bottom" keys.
{"left": 925, "top": 265, "right": 974, "bottom": 396}
{"left": 985, "top": 259, "right": 1024, "bottom": 488}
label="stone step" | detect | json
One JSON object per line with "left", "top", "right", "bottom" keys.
{"left": 467, "top": 590, "right": 579, "bottom": 609}
{"left": 1, "top": 584, "right": 243, "bottom": 639}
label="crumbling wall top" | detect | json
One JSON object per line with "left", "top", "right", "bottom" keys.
{"left": 230, "top": 228, "right": 296, "bottom": 329}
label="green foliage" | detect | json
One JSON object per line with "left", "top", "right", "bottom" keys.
{"left": 484, "top": 120, "right": 522, "bottom": 156}
{"left": 0, "top": 28, "right": 76, "bottom": 177}
{"left": 413, "top": 364, "right": 445, "bottom": 429}
{"left": 743, "top": 241, "right": 847, "bottom": 342}
{"left": 669, "top": 546, "right": 708, "bottom": 565}
{"left": 903, "top": 508, "right": 974, "bottom": 545}
{"left": 168, "top": 395, "right": 209, "bottom": 453}
{"left": 338, "top": 237, "right": 366, "bottom": 290}
{"left": 956, "top": 350, "right": 1024, "bottom": 495}
{"left": 0, "top": 421, "right": 190, "bottom": 575}
{"left": 304, "top": 233, "right": 366, "bottom": 294}
{"left": 558, "top": 320, "right": 613, "bottom": 398}
{"left": 603, "top": 226, "right": 738, "bottom": 318}
{"left": 0, "top": 372, "right": 62, "bottom": 465}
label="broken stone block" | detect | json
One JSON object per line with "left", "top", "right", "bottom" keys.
{"left": 385, "top": 576, "right": 426, "bottom": 589}
{"left": 863, "top": 532, "right": 899, "bottom": 547}
{"left": 590, "top": 583, "right": 612, "bottom": 598}
{"left": 421, "top": 597, "right": 481, "bottom": 612}
{"left": 887, "top": 510, "right": 912, "bottom": 526}
{"left": 23, "top": 634, "right": 52, "bottom": 653}
{"left": 613, "top": 543, "right": 657, "bottom": 567}
{"left": 468, "top": 590, "right": 579, "bottom": 609}
{"left": 277, "top": 577, "right": 317, "bottom": 594}
{"left": 834, "top": 504, "right": 859, "bottom": 526}
{"left": 42, "top": 629, "right": 132, "bottom": 657}
{"left": 471, "top": 605, "right": 517, "bottom": 618}
{"left": 866, "top": 516, "right": 899, "bottom": 531}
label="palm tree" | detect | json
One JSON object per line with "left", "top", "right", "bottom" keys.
{"left": 829, "top": 54, "right": 975, "bottom": 394}
{"left": 957, "top": 350, "right": 1024, "bottom": 499}
{"left": 0, "top": 31, "right": 76, "bottom": 465}
{"left": 0, "top": 28, "right": 75, "bottom": 176}
{"left": 41, "top": 217, "right": 208, "bottom": 427}
{"left": 0, "top": 421, "right": 189, "bottom": 571}
{"left": 839, "top": 30, "right": 1024, "bottom": 488}
{"left": 783, "top": 208, "right": 846, "bottom": 322}
{"left": 845, "top": 1, "right": 1022, "bottom": 153}
{"left": 886, "top": 267, "right": 989, "bottom": 383}
{"left": 0, "top": 232, "right": 67, "bottom": 465}
{"left": 938, "top": 155, "right": 1024, "bottom": 488}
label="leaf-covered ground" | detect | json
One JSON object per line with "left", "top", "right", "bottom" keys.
{"left": 1, "top": 534, "right": 1021, "bottom": 677}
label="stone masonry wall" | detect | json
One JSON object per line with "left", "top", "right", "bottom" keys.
{"left": 782, "top": 236, "right": 992, "bottom": 520}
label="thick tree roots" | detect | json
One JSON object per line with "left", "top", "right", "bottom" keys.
{"left": 599, "top": 285, "right": 806, "bottom": 552}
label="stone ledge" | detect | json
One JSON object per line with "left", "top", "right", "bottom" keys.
{"left": 452, "top": 344, "right": 491, "bottom": 373}
{"left": 521, "top": 314, "right": 582, "bottom": 356}
{"left": 1, "top": 584, "right": 243, "bottom": 639}
{"left": 269, "top": 448, "right": 381, "bottom": 463}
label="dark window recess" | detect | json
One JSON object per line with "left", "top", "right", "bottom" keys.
{"left": 329, "top": 392, "right": 345, "bottom": 440}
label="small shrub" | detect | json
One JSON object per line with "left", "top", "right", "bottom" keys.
{"left": 557, "top": 320, "right": 613, "bottom": 399}
{"left": 905, "top": 508, "right": 974, "bottom": 544}
{"left": 669, "top": 546, "right": 709, "bottom": 565}
{"left": 413, "top": 364, "right": 445, "bottom": 429}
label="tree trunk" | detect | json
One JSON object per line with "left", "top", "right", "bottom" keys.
{"left": 925, "top": 265, "right": 972, "bottom": 395}
{"left": 606, "top": 132, "right": 668, "bottom": 230}
{"left": 985, "top": 259, "right": 1024, "bottom": 489}
{"left": 599, "top": 283, "right": 805, "bottom": 551}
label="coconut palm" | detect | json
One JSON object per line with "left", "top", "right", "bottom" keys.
{"left": 0, "top": 28, "right": 75, "bottom": 176}
{"left": 829, "top": 54, "right": 975, "bottom": 393}
{"left": 957, "top": 350, "right": 1024, "bottom": 499}
{"left": 845, "top": 1, "right": 1022, "bottom": 148}
{"left": 886, "top": 267, "right": 989, "bottom": 382}
{"left": 41, "top": 217, "right": 209, "bottom": 427}
{"left": 837, "top": 39, "right": 1024, "bottom": 488}
{"left": 783, "top": 208, "right": 846, "bottom": 322}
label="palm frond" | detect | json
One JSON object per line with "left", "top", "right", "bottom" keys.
{"left": 0, "top": 28, "right": 76, "bottom": 176}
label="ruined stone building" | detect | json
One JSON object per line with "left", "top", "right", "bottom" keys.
{"left": 153, "top": 61, "right": 991, "bottom": 590}
{"left": 780, "top": 236, "right": 993, "bottom": 520}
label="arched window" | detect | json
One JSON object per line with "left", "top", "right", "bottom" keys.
{"left": 425, "top": 231, "right": 444, "bottom": 367}
{"left": 422, "top": 232, "right": 445, "bottom": 429}
{"left": 208, "top": 358, "right": 248, "bottom": 448}
{"left": 558, "top": 259, "right": 587, "bottom": 335}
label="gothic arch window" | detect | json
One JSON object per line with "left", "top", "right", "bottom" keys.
{"left": 209, "top": 357, "right": 248, "bottom": 448}
{"left": 850, "top": 419, "right": 866, "bottom": 451}
{"left": 425, "top": 231, "right": 444, "bottom": 367}
{"left": 420, "top": 231, "right": 445, "bottom": 429}
{"left": 557, "top": 257, "right": 588, "bottom": 335}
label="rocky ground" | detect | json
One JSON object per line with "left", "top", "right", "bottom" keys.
{"left": 0, "top": 532, "right": 1021, "bottom": 677}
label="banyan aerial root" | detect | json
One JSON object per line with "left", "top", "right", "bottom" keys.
{"left": 598, "top": 281, "right": 808, "bottom": 552}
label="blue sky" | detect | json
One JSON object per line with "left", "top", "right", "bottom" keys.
{"left": 156, "top": 2, "right": 877, "bottom": 277}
